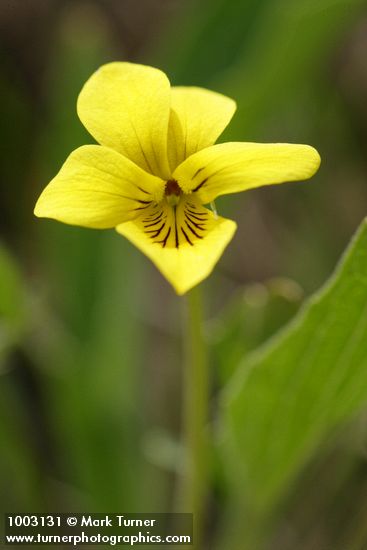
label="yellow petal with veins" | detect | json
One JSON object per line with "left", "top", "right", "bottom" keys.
{"left": 77, "top": 62, "right": 171, "bottom": 179}
{"left": 167, "top": 87, "right": 236, "bottom": 172}
{"left": 173, "top": 142, "right": 321, "bottom": 204}
{"left": 34, "top": 145, "right": 164, "bottom": 228}
{"left": 116, "top": 197, "right": 237, "bottom": 295}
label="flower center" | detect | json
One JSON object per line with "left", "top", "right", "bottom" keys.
{"left": 165, "top": 179, "right": 182, "bottom": 206}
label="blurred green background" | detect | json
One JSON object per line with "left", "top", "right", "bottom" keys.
{"left": 1, "top": 0, "right": 367, "bottom": 548}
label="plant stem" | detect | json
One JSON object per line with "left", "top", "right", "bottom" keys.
{"left": 183, "top": 285, "right": 209, "bottom": 548}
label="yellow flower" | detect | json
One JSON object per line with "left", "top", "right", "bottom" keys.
{"left": 34, "top": 62, "right": 320, "bottom": 295}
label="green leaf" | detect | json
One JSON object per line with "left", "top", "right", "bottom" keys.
{"left": 220, "top": 217, "right": 367, "bottom": 521}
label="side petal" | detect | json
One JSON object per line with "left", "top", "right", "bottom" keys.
{"left": 173, "top": 142, "right": 321, "bottom": 204}
{"left": 77, "top": 62, "right": 171, "bottom": 179}
{"left": 116, "top": 198, "right": 237, "bottom": 295}
{"left": 34, "top": 145, "right": 164, "bottom": 229}
{"left": 167, "top": 87, "right": 236, "bottom": 172}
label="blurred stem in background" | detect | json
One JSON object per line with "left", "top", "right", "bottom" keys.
{"left": 182, "top": 286, "right": 209, "bottom": 548}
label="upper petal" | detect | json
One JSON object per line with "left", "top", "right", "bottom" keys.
{"left": 34, "top": 145, "right": 164, "bottom": 228}
{"left": 116, "top": 197, "right": 237, "bottom": 295}
{"left": 167, "top": 87, "right": 236, "bottom": 172}
{"left": 173, "top": 142, "right": 321, "bottom": 204}
{"left": 77, "top": 62, "right": 172, "bottom": 179}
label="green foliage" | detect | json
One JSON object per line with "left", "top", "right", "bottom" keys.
{"left": 219, "top": 0, "right": 367, "bottom": 140}
{"left": 0, "top": 245, "right": 26, "bottom": 358}
{"left": 0, "top": 247, "right": 42, "bottom": 512}
{"left": 153, "top": 0, "right": 267, "bottom": 85}
{"left": 221, "top": 218, "right": 367, "bottom": 527}
{"left": 210, "top": 278, "right": 303, "bottom": 384}
{"left": 155, "top": 0, "right": 366, "bottom": 140}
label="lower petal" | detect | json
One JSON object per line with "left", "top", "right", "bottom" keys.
{"left": 116, "top": 199, "right": 237, "bottom": 295}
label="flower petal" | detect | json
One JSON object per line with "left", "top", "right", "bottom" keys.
{"left": 173, "top": 142, "right": 321, "bottom": 204}
{"left": 34, "top": 145, "right": 164, "bottom": 228}
{"left": 167, "top": 87, "right": 236, "bottom": 172}
{"left": 77, "top": 62, "right": 171, "bottom": 179}
{"left": 116, "top": 197, "right": 236, "bottom": 295}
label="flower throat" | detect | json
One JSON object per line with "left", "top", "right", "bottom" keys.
{"left": 165, "top": 179, "right": 182, "bottom": 206}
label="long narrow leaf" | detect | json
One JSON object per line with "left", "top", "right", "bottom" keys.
{"left": 221, "top": 217, "right": 367, "bottom": 520}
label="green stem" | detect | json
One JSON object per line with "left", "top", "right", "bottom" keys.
{"left": 183, "top": 285, "right": 209, "bottom": 548}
